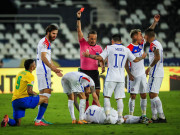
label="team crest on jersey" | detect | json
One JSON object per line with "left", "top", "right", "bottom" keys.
{"left": 131, "top": 88, "right": 134, "bottom": 91}
{"left": 139, "top": 45, "right": 143, "bottom": 49}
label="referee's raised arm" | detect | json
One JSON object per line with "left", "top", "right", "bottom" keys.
{"left": 77, "top": 10, "right": 83, "bottom": 41}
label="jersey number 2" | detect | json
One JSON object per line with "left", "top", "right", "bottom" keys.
{"left": 114, "top": 54, "right": 125, "bottom": 68}
{"left": 16, "top": 76, "right": 22, "bottom": 90}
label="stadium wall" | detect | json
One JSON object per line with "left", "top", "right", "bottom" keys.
{"left": 0, "top": 67, "right": 179, "bottom": 94}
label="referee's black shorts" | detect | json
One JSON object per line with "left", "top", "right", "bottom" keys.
{"left": 79, "top": 68, "right": 100, "bottom": 90}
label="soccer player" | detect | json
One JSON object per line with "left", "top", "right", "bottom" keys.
{"left": 144, "top": 29, "right": 167, "bottom": 123}
{"left": 84, "top": 105, "right": 150, "bottom": 124}
{"left": 36, "top": 24, "right": 63, "bottom": 124}
{"left": 83, "top": 34, "right": 147, "bottom": 124}
{"left": 125, "top": 15, "right": 160, "bottom": 117}
{"left": 1, "top": 59, "right": 49, "bottom": 127}
{"left": 76, "top": 9, "right": 104, "bottom": 110}
{"left": 61, "top": 71, "right": 101, "bottom": 124}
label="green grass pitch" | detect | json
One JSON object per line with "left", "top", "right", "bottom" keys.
{"left": 0, "top": 91, "right": 180, "bottom": 135}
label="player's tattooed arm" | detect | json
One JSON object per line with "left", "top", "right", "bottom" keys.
{"left": 150, "top": 49, "right": 160, "bottom": 67}
{"left": 125, "top": 60, "right": 134, "bottom": 81}
{"left": 90, "top": 86, "right": 101, "bottom": 107}
{"left": 77, "top": 10, "right": 83, "bottom": 40}
{"left": 145, "top": 49, "right": 160, "bottom": 76}
{"left": 149, "top": 14, "right": 160, "bottom": 30}
{"left": 82, "top": 49, "right": 103, "bottom": 61}
{"left": 27, "top": 85, "right": 37, "bottom": 96}
{"left": 133, "top": 52, "right": 147, "bottom": 62}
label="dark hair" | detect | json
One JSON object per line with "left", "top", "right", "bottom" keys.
{"left": 130, "top": 29, "right": 141, "bottom": 38}
{"left": 46, "top": 24, "right": 58, "bottom": 35}
{"left": 112, "top": 34, "right": 121, "bottom": 42}
{"left": 88, "top": 30, "right": 97, "bottom": 37}
{"left": 145, "top": 28, "right": 155, "bottom": 38}
{"left": 24, "top": 59, "right": 34, "bottom": 70}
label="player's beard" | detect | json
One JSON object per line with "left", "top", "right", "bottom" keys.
{"left": 49, "top": 34, "right": 56, "bottom": 42}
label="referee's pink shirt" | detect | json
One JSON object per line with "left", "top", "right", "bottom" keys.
{"left": 79, "top": 38, "right": 103, "bottom": 70}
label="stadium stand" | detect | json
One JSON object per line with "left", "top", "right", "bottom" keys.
{"left": 0, "top": 0, "right": 179, "bottom": 67}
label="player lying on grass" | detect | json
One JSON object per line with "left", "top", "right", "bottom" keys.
{"left": 61, "top": 71, "right": 101, "bottom": 124}
{"left": 84, "top": 105, "right": 151, "bottom": 124}
{"left": 83, "top": 34, "right": 147, "bottom": 124}
{"left": 1, "top": 59, "right": 50, "bottom": 127}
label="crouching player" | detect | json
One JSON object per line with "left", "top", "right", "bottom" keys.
{"left": 61, "top": 71, "right": 101, "bottom": 124}
{"left": 1, "top": 59, "right": 49, "bottom": 127}
{"left": 84, "top": 105, "right": 151, "bottom": 124}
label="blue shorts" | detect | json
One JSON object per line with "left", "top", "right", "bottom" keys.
{"left": 12, "top": 95, "right": 40, "bottom": 119}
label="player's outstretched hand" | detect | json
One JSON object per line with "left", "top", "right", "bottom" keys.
{"left": 56, "top": 70, "right": 63, "bottom": 77}
{"left": 154, "top": 14, "right": 160, "bottom": 22}
{"left": 142, "top": 52, "right": 147, "bottom": 59}
{"left": 77, "top": 10, "right": 82, "bottom": 18}
{"left": 145, "top": 68, "right": 150, "bottom": 76}
{"left": 82, "top": 49, "right": 90, "bottom": 57}
{"left": 51, "top": 66, "right": 60, "bottom": 73}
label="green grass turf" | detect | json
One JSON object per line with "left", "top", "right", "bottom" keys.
{"left": 0, "top": 91, "right": 180, "bottom": 135}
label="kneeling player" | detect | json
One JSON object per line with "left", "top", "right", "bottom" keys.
{"left": 84, "top": 105, "right": 151, "bottom": 124}
{"left": 61, "top": 71, "right": 101, "bottom": 124}
{"left": 1, "top": 59, "right": 49, "bottom": 127}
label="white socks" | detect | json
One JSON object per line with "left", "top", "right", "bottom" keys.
{"left": 151, "top": 97, "right": 165, "bottom": 119}
{"left": 150, "top": 98, "right": 157, "bottom": 119}
{"left": 154, "top": 97, "right": 165, "bottom": 119}
{"left": 104, "top": 98, "right": 111, "bottom": 119}
{"left": 140, "top": 98, "right": 147, "bottom": 116}
{"left": 68, "top": 100, "right": 76, "bottom": 120}
{"left": 129, "top": 98, "right": 135, "bottom": 115}
{"left": 117, "top": 99, "right": 124, "bottom": 119}
{"left": 79, "top": 99, "right": 86, "bottom": 120}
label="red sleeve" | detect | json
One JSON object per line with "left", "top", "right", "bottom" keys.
{"left": 150, "top": 43, "right": 157, "bottom": 52}
{"left": 127, "top": 44, "right": 133, "bottom": 52}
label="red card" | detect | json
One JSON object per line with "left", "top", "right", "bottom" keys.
{"left": 80, "top": 8, "right": 84, "bottom": 12}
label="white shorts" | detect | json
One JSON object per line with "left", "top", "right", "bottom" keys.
{"left": 61, "top": 78, "right": 84, "bottom": 95}
{"left": 37, "top": 73, "right": 51, "bottom": 91}
{"left": 103, "top": 81, "right": 125, "bottom": 99}
{"left": 147, "top": 77, "right": 163, "bottom": 94}
{"left": 127, "top": 74, "right": 148, "bottom": 94}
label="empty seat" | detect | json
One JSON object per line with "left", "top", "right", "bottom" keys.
{"left": 151, "top": 9, "right": 159, "bottom": 15}
{"left": 14, "top": 33, "right": 21, "bottom": 40}
{"left": 166, "top": 53, "right": 174, "bottom": 58}
{"left": 65, "top": 43, "right": 73, "bottom": 48}
{"left": 0, "top": 33, "right": 4, "bottom": 39}
{"left": 111, "top": 27, "right": 119, "bottom": 35}
{"left": 9, "top": 48, "right": 16, "bottom": 55}
{"left": 164, "top": 0, "right": 171, "bottom": 6}
{"left": 102, "top": 37, "right": 110, "bottom": 45}
{"left": 65, "top": 54, "right": 73, "bottom": 59}
{"left": 15, "top": 24, "right": 23, "bottom": 30}
{"left": 119, "top": 9, "right": 128, "bottom": 16}
{"left": 0, "top": 24, "right": 5, "bottom": 30}
{"left": 60, "top": 48, "right": 69, "bottom": 55}
{"left": 5, "top": 33, "right": 12, "bottom": 39}
{"left": 119, "top": 0, "right": 127, "bottom": 6}
{"left": 125, "top": 18, "right": 133, "bottom": 25}
{"left": 24, "top": 23, "right": 32, "bottom": 30}
{"left": 160, "top": 23, "right": 169, "bottom": 29}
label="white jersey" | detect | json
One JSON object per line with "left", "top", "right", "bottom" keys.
{"left": 124, "top": 115, "right": 140, "bottom": 124}
{"left": 84, "top": 105, "right": 118, "bottom": 124}
{"left": 62, "top": 71, "right": 95, "bottom": 90}
{"left": 148, "top": 40, "right": 164, "bottom": 77}
{"left": 127, "top": 42, "right": 145, "bottom": 77}
{"left": 36, "top": 37, "right": 51, "bottom": 75}
{"left": 100, "top": 44, "right": 136, "bottom": 82}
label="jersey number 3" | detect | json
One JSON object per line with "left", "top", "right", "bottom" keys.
{"left": 16, "top": 76, "right": 22, "bottom": 90}
{"left": 114, "top": 54, "right": 125, "bottom": 68}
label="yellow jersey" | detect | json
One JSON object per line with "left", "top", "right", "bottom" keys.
{"left": 12, "top": 70, "right": 34, "bottom": 101}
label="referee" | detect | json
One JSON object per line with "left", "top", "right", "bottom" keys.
{"left": 76, "top": 9, "right": 105, "bottom": 110}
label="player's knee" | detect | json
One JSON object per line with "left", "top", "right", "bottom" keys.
{"left": 140, "top": 93, "right": 146, "bottom": 99}
{"left": 149, "top": 92, "right": 158, "bottom": 99}
{"left": 130, "top": 94, "right": 136, "bottom": 99}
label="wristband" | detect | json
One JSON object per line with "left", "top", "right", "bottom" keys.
{"left": 77, "top": 18, "right": 80, "bottom": 20}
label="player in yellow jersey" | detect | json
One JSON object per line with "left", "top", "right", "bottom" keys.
{"left": 1, "top": 59, "right": 49, "bottom": 127}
